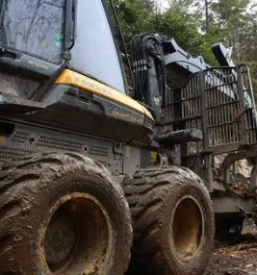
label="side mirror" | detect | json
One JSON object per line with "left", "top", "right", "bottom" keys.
{"left": 65, "top": 0, "right": 77, "bottom": 50}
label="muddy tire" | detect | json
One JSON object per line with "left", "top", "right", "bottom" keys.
{"left": 0, "top": 152, "right": 132, "bottom": 275}
{"left": 123, "top": 166, "right": 214, "bottom": 275}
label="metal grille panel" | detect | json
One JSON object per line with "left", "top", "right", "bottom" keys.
{"left": 205, "top": 71, "right": 241, "bottom": 148}
{"left": 36, "top": 136, "right": 84, "bottom": 152}
{"left": 0, "top": 146, "right": 36, "bottom": 160}
{"left": 89, "top": 146, "right": 109, "bottom": 157}
{"left": 0, "top": 123, "right": 122, "bottom": 173}
{"left": 163, "top": 65, "right": 257, "bottom": 157}
{"left": 11, "top": 131, "right": 30, "bottom": 144}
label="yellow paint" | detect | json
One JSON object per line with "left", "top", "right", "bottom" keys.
{"left": 126, "top": 146, "right": 131, "bottom": 158}
{"left": 151, "top": 151, "right": 157, "bottom": 162}
{"left": 0, "top": 135, "right": 6, "bottom": 145}
{"left": 55, "top": 69, "right": 154, "bottom": 121}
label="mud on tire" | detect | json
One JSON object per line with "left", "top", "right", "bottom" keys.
{"left": 123, "top": 166, "right": 215, "bottom": 275}
{"left": 0, "top": 152, "right": 132, "bottom": 275}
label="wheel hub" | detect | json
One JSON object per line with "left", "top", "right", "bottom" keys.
{"left": 45, "top": 214, "right": 76, "bottom": 267}
{"left": 42, "top": 194, "right": 111, "bottom": 274}
{"left": 171, "top": 196, "right": 204, "bottom": 259}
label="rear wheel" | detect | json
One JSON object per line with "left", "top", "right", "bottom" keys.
{"left": 0, "top": 152, "right": 132, "bottom": 275}
{"left": 123, "top": 166, "right": 214, "bottom": 275}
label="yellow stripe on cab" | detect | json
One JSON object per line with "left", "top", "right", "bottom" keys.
{"left": 55, "top": 69, "right": 154, "bottom": 121}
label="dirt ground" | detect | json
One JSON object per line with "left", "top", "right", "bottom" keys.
{"left": 205, "top": 219, "right": 257, "bottom": 275}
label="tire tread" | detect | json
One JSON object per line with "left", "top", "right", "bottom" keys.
{"left": 123, "top": 165, "right": 214, "bottom": 275}
{"left": 0, "top": 152, "right": 132, "bottom": 275}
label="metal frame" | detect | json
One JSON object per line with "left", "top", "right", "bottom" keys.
{"left": 163, "top": 64, "right": 257, "bottom": 192}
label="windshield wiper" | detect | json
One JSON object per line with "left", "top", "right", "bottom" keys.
{"left": 0, "top": 0, "right": 4, "bottom": 25}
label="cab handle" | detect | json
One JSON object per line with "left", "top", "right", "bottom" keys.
{"left": 65, "top": 0, "right": 77, "bottom": 51}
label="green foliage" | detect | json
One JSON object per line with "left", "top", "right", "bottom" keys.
{"left": 239, "top": 60, "right": 257, "bottom": 100}
{"left": 114, "top": 0, "right": 205, "bottom": 57}
{"left": 112, "top": 0, "right": 156, "bottom": 40}
{"left": 148, "top": 9, "right": 204, "bottom": 55}
{"left": 113, "top": 0, "right": 257, "bottom": 95}
{"left": 208, "top": 0, "right": 257, "bottom": 93}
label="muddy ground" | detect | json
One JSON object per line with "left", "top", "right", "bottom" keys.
{"left": 205, "top": 219, "right": 257, "bottom": 275}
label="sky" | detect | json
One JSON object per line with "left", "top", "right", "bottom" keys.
{"left": 155, "top": 0, "right": 257, "bottom": 13}
{"left": 155, "top": 0, "right": 169, "bottom": 11}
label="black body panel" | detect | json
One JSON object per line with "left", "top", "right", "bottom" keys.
{"left": 26, "top": 85, "right": 154, "bottom": 147}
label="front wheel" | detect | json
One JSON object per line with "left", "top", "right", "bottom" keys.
{"left": 123, "top": 166, "right": 215, "bottom": 275}
{"left": 0, "top": 152, "right": 132, "bottom": 275}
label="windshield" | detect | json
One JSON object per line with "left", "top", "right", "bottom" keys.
{"left": 70, "top": 0, "right": 126, "bottom": 94}
{"left": 0, "top": 0, "right": 65, "bottom": 64}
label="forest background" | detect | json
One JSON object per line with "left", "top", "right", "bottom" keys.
{"left": 112, "top": 0, "right": 257, "bottom": 94}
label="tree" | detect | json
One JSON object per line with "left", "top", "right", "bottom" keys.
{"left": 112, "top": 0, "right": 156, "bottom": 41}
{"left": 206, "top": 0, "right": 257, "bottom": 92}
{"left": 111, "top": 0, "right": 257, "bottom": 94}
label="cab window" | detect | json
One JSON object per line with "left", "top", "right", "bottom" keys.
{"left": 0, "top": 0, "right": 66, "bottom": 64}
{"left": 69, "top": 0, "right": 126, "bottom": 94}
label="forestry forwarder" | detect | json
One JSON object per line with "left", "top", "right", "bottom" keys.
{"left": 1, "top": 0, "right": 253, "bottom": 274}
{"left": 129, "top": 31, "right": 257, "bottom": 240}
